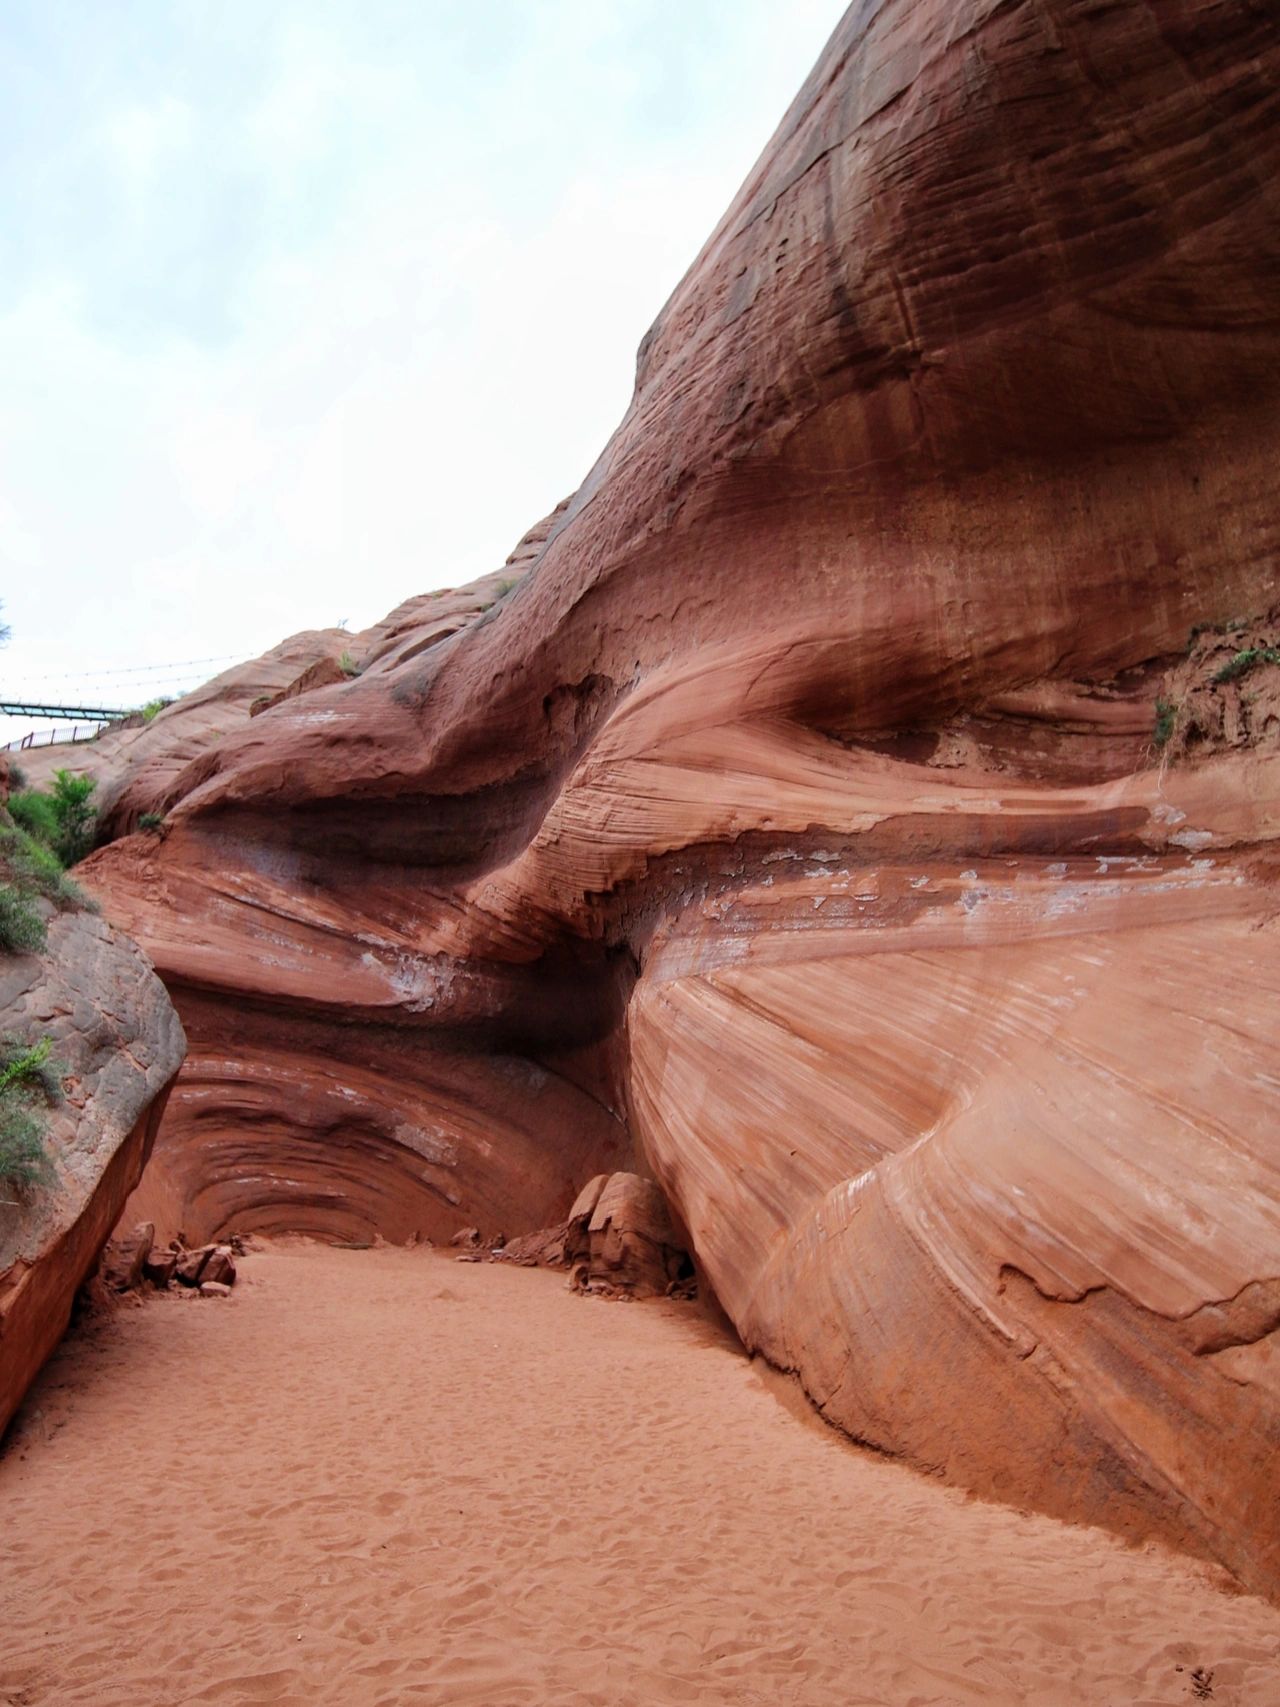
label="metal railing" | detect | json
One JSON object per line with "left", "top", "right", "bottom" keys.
{"left": 3, "top": 722, "right": 114, "bottom": 752}
{"left": 0, "top": 700, "right": 129, "bottom": 754}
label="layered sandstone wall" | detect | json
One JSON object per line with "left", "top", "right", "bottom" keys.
{"left": 84, "top": 1, "right": 1280, "bottom": 1595}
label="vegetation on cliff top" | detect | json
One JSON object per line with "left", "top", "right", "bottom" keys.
{"left": 9, "top": 769, "right": 98, "bottom": 867}
{"left": 0, "top": 775, "right": 97, "bottom": 956}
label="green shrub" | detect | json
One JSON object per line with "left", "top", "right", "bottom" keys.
{"left": 0, "top": 824, "right": 87, "bottom": 909}
{"left": 0, "top": 1036, "right": 62, "bottom": 1103}
{"left": 49, "top": 769, "right": 97, "bottom": 865}
{"left": 8, "top": 788, "right": 59, "bottom": 842}
{"left": 141, "top": 697, "right": 174, "bottom": 721}
{"left": 1153, "top": 698, "right": 1177, "bottom": 747}
{"left": 0, "top": 1038, "right": 61, "bottom": 1197}
{"left": 1212, "top": 647, "right": 1280, "bottom": 686}
{"left": 0, "top": 1105, "right": 50, "bottom": 1193}
{"left": 7, "top": 771, "right": 98, "bottom": 867}
{"left": 338, "top": 650, "right": 360, "bottom": 677}
{"left": 0, "top": 885, "right": 46, "bottom": 955}
{"left": 495, "top": 578, "right": 516, "bottom": 598}
{"left": 7, "top": 763, "right": 27, "bottom": 790}
{"left": 0, "top": 827, "right": 91, "bottom": 923}
{"left": 138, "top": 811, "right": 165, "bottom": 831}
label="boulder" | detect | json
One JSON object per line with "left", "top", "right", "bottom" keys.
{"left": 99, "top": 1221, "right": 155, "bottom": 1293}
{"left": 174, "top": 1245, "right": 215, "bottom": 1286}
{"left": 492, "top": 1226, "right": 568, "bottom": 1268}
{"left": 142, "top": 1247, "right": 178, "bottom": 1289}
{"left": 200, "top": 1246, "right": 236, "bottom": 1287}
{"left": 583, "top": 1175, "right": 688, "bottom": 1300}
{"left": 0, "top": 913, "right": 184, "bottom": 1437}
{"left": 498, "top": 1173, "right": 690, "bottom": 1300}
{"left": 563, "top": 1175, "right": 609, "bottom": 1265}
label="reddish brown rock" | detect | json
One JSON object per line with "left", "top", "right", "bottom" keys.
{"left": 175, "top": 1245, "right": 215, "bottom": 1286}
{"left": 0, "top": 912, "right": 184, "bottom": 1436}
{"left": 81, "top": 2, "right": 1280, "bottom": 1598}
{"left": 563, "top": 1175, "right": 608, "bottom": 1265}
{"left": 247, "top": 657, "right": 350, "bottom": 718}
{"left": 142, "top": 1247, "right": 178, "bottom": 1289}
{"left": 99, "top": 1221, "right": 155, "bottom": 1293}
{"left": 492, "top": 1225, "right": 567, "bottom": 1268}
{"left": 200, "top": 1246, "right": 236, "bottom": 1287}
{"left": 582, "top": 1174, "right": 689, "bottom": 1300}
{"left": 199, "top": 1279, "right": 232, "bottom": 1298}
{"left": 18, "top": 568, "right": 532, "bottom": 838}
{"left": 494, "top": 1172, "right": 690, "bottom": 1296}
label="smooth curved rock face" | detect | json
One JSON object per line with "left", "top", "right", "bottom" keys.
{"left": 18, "top": 562, "right": 538, "bottom": 839}
{"left": 85, "top": 3, "right": 1280, "bottom": 1593}
{"left": 0, "top": 911, "right": 185, "bottom": 1435}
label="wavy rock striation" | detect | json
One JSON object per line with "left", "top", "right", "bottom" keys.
{"left": 85, "top": 2, "right": 1280, "bottom": 1594}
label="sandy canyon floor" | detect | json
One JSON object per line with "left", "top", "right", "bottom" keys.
{"left": 2, "top": 1242, "right": 1277, "bottom": 1707}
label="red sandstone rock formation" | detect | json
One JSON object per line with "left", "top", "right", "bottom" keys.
{"left": 0, "top": 912, "right": 185, "bottom": 1435}
{"left": 17, "top": 563, "right": 533, "bottom": 838}
{"left": 84, "top": 2, "right": 1280, "bottom": 1596}
{"left": 497, "top": 1171, "right": 692, "bottom": 1298}
{"left": 568, "top": 1173, "right": 691, "bottom": 1299}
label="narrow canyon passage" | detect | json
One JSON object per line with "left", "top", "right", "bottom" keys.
{"left": 3, "top": 1244, "right": 1277, "bottom": 1707}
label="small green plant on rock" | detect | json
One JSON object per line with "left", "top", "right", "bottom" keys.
{"left": 138, "top": 812, "right": 166, "bottom": 832}
{"left": 0, "top": 885, "right": 46, "bottom": 955}
{"left": 338, "top": 650, "right": 360, "bottom": 677}
{"left": 1, "top": 1036, "right": 63, "bottom": 1103}
{"left": 0, "top": 1036, "right": 62, "bottom": 1199}
{"left": 1211, "top": 647, "right": 1280, "bottom": 686}
{"left": 0, "top": 1105, "right": 48, "bottom": 1196}
{"left": 1153, "top": 697, "right": 1177, "bottom": 747}
{"left": 0, "top": 823, "right": 88, "bottom": 910}
{"left": 0, "top": 806, "right": 95, "bottom": 952}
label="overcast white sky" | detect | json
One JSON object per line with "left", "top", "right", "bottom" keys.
{"left": 0, "top": 1, "right": 842, "bottom": 743}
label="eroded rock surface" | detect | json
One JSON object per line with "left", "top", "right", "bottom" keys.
{"left": 0, "top": 913, "right": 185, "bottom": 1434}
{"left": 497, "top": 1171, "right": 692, "bottom": 1299}
{"left": 84, "top": 2, "right": 1280, "bottom": 1594}
{"left": 575, "top": 1173, "right": 691, "bottom": 1299}
{"left": 18, "top": 564, "right": 534, "bottom": 839}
